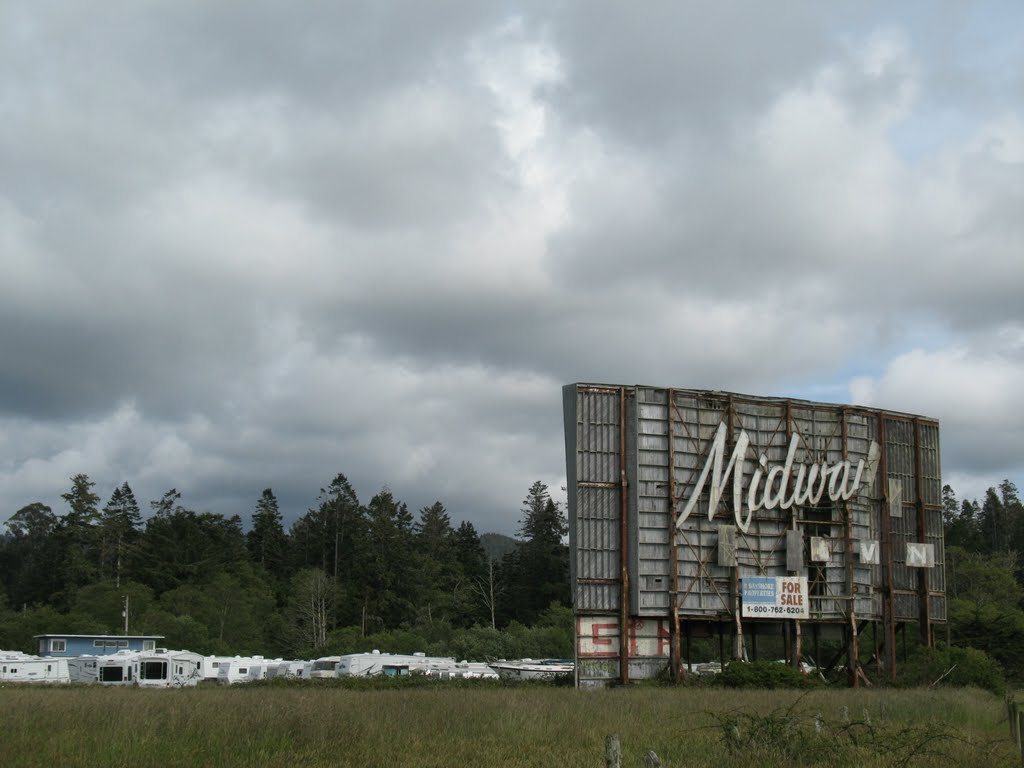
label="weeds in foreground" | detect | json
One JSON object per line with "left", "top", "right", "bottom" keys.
{"left": 706, "top": 692, "right": 1005, "bottom": 767}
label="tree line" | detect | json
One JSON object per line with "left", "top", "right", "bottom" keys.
{"left": 0, "top": 475, "right": 571, "bottom": 660}
{"left": 942, "top": 479, "right": 1024, "bottom": 680}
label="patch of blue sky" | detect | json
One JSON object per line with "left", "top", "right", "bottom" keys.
{"left": 829, "top": 2, "right": 1023, "bottom": 164}
{"left": 887, "top": 109, "right": 976, "bottom": 166}
{"left": 775, "top": 321, "right": 954, "bottom": 405}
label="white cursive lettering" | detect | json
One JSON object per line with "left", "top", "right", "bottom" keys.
{"left": 676, "top": 424, "right": 880, "bottom": 533}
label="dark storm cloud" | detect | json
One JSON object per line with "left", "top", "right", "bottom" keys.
{"left": 0, "top": 1, "right": 1020, "bottom": 531}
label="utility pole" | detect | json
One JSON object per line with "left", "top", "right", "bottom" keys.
{"left": 122, "top": 594, "right": 129, "bottom": 634}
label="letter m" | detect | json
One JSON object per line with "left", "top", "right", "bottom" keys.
{"left": 676, "top": 423, "right": 748, "bottom": 530}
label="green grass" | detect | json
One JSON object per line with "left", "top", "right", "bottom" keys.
{"left": 0, "top": 684, "right": 1017, "bottom": 767}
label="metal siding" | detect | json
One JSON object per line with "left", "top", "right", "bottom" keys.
{"left": 568, "top": 386, "right": 621, "bottom": 613}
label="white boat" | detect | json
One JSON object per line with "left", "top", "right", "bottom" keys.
{"left": 488, "top": 659, "right": 575, "bottom": 681}
{"left": 0, "top": 651, "right": 70, "bottom": 684}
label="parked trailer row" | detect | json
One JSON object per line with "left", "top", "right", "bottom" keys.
{"left": 2, "top": 648, "right": 569, "bottom": 685}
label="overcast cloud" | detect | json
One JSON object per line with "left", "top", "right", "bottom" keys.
{"left": 1, "top": 1, "right": 1021, "bottom": 535}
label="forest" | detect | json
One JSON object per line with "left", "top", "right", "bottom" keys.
{"left": 0, "top": 475, "right": 572, "bottom": 661}
{"left": 2, "top": 473, "right": 1024, "bottom": 683}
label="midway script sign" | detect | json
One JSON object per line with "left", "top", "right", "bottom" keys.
{"left": 676, "top": 423, "right": 881, "bottom": 533}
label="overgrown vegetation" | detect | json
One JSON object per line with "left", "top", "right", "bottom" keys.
{"left": 0, "top": 686, "right": 1013, "bottom": 768}
{"left": 716, "top": 660, "right": 821, "bottom": 689}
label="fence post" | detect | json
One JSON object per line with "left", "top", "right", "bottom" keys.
{"left": 1017, "top": 709, "right": 1024, "bottom": 762}
{"left": 605, "top": 734, "right": 621, "bottom": 768}
{"left": 1008, "top": 697, "right": 1018, "bottom": 744}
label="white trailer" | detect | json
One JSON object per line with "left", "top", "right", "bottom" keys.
{"left": 216, "top": 656, "right": 272, "bottom": 685}
{"left": 309, "top": 655, "right": 342, "bottom": 679}
{"left": 336, "top": 651, "right": 457, "bottom": 677}
{"left": 136, "top": 650, "right": 203, "bottom": 687}
{"left": 0, "top": 652, "right": 70, "bottom": 684}
{"left": 268, "top": 660, "right": 311, "bottom": 679}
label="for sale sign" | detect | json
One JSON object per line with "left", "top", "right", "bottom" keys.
{"left": 741, "top": 576, "right": 809, "bottom": 619}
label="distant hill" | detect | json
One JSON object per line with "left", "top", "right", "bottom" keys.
{"left": 480, "top": 532, "right": 519, "bottom": 562}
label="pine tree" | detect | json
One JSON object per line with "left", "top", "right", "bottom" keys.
{"left": 100, "top": 482, "right": 141, "bottom": 586}
{"left": 54, "top": 474, "right": 102, "bottom": 604}
{"left": 499, "top": 481, "right": 570, "bottom": 625}
{"left": 2, "top": 502, "right": 60, "bottom": 606}
{"left": 247, "top": 488, "right": 289, "bottom": 580}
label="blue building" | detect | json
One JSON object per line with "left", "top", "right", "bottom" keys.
{"left": 35, "top": 634, "right": 164, "bottom": 657}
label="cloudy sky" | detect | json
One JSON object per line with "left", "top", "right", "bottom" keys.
{"left": 1, "top": 1, "right": 1021, "bottom": 535}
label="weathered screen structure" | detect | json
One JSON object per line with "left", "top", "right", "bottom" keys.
{"left": 563, "top": 384, "right": 945, "bottom": 688}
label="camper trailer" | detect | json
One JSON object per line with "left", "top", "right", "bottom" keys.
{"left": 309, "top": 655, "right": 342, "bottom": 679}
{"left": 0, "top": 651, "right": 70, "bottom": 684}
{"left": 268, "top": 659, "right": 311, "bottom": 679}
{"left": 216, "top": 656, "right": 272, "bottom": 685}
{"left": 94, "top": 650, "right": 140, "bottom": 685}
{"left": 335, "top": 651, "right": 457, "bottom": 677}
{"left": 135, "top": 650, "right": 203, "bottom": 687}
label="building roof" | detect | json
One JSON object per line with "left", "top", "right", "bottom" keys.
{"left": 34, "top": 634, "right": 164, "bottom": 640}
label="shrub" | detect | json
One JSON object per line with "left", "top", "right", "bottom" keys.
{"left": 897, "top": 645, "right": 1005, "bottom": 695}
{"left": 716, "top": 660, "right": 820, "bottom": 689}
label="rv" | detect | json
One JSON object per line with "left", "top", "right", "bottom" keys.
{"left": 216, "top": 656, "right": 272, "bottom": 685}
{"left": 135, "top": 650, "right": 203, "bottom": 687}
{"left": 268, "top": 660, "right": 311, "bottom": 679}
{"left": 94, "top": 650, "right": 140, "bottom": 685}
{"left": 335, "top": 651, "right": 457, "bottom": 678}
{"left": 309, "top": 655, "right": 342, "bottom": 679}
{"left": 0, "top": 651, "right": 70, "bottom": 684}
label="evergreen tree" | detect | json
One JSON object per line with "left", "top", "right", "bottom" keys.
{"left": 150, "top": 488, "right": 183, "bottom": 518}
{"left": 2, "top": 503, "right": 61, "bottom": 607}
{"left": 452, "top": 520, "right": 496, "bottom": 627}
{"left": 413, "top": 502, "right": 455, "bottom": 625}
{"left": 100, "top": 482, "right": 141, "bottom": 587}
{"left": 247, "top": 488, "right": 289, "bottom": 581}
{"left": 498, "top": 481, "right": 569, "bottom": 625}
{"left": 978, "top": 488, "right": 1006, "bottom": 554}
{"left": 1001, "top": 480, "right": 1024, "bottom": 556}
{"left": 136, "top": 496, "right": 248, "bottom": 594}
{"left": 363, "top": 488, "right": 415, "bottom": 629}
{"left": 54, "top": 474, "right": 103, "bottom": 605}
{"left": 290, "top": 473, "right": 367, "bottom": 626}
{"left": 944, "top": 485, "right": 979, "bottom": 551}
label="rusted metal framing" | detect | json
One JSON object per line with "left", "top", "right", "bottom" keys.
{"left": 841, "top": 408, "right": 860, "bottom": 687}
{"left": 727, "top": 396, "right": 744, "bottom": 660}
{"left": 667, "top": 389, "right": 683, "bottom": 683}
{"left": 618, "top": 386, "right": 630, "bottom": 685}
{"left": 913, "top": 419, "right": 932, "bottom": 647}
{"left": 785, "top": 400, "right": 802, "bottom": 670}
{"left": 879, "top": 417, "right": 898, "bottom": 682}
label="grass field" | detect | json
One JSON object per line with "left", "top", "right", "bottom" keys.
{"left": 0, "top": 682, "right": 1017, "bottom": 767}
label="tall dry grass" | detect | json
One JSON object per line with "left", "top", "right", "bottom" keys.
{"left": 0, "top": 683, "right": 1016, "bottom": 767}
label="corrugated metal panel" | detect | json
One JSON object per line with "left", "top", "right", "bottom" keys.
{"left": 565, "top": 385, "right": 621, "bottom": 613}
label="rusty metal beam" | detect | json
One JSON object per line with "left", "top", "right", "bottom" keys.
{"left": 618, "top": 386, "right": 630, "bottom": 685}
{"left": 914, "top": 419, "right": 932, "bottom": 647}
